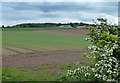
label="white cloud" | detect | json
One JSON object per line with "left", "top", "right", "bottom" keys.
{"left": 2, "top": 17, "right": 81, "bottom": 26}
{"left": 1, "top": 0, "right": 119, "bottom": 2}
{"left": 101, "top": 14, "right": 118, "bottom": 25}
{"left": 2, "top": 2, "right": 118, "bottom": 26}
{"left": 2, "top": 15, "right": 118, "bottom": 26}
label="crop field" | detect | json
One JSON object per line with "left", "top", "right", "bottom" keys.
{"left": 2, "top": 28, "right": 92, "bottom": 81}
{"left": 2, "top": 27, "right": 79, "bottom": 31}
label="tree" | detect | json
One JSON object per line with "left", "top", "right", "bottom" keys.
{"left": 2, "top": 25, "right": 4, "bottom": 28}
{"left": 70, "top": 22, "right": 74, "bottom": 27}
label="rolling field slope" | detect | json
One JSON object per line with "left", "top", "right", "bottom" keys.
{"left": 2, "top": 29, "right": 91, "bottom": 81}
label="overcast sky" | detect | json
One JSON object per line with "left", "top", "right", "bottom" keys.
{"left": 1, "top": 1, "right": 118, "bottom": 26}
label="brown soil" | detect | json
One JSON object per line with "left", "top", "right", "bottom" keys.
{"left": 2, "top": 49, "right": 89, "bottom": 68}
{"left": 33, "top": 29, "right": 89, "bottom": 36}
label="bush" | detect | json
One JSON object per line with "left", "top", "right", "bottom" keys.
{"left": 59, "top": 18, "right": 120, "bottom": 82}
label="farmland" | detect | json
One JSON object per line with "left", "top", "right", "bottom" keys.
{"left": 2, "top": 27, "right": 79, "bottom": 31}
{"left": 2, "top": 28, "right": 91, "bottom": 81}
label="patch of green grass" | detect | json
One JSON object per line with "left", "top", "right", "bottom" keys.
{"left": 3, "top": 31, "right": 90, "bottom": 51}
{"left": 2, "top": 28, "right": 79, "bottom": 31}
{"left": 2, "top": 61, "right": 94, "bottom": 81}
{"left": 1, "top": 65, "right": 74, "bottom": 81}
{"left": 80, "top": 60, "right": 96, "bottom": 67}
{"left": 2, "top": 67, "right": 57, "bottom": 81}
{"left": 42, "top": 69, "right": 52, "bottom": 73}
{"left": 2, "top": 67, "right": 32, "bottom": 81}
{"left": 0, "top": 67, "right": 2, "bottom": 82}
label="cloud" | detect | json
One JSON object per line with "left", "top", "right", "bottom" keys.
{"left": 1, "top": 0, "right": 119, "bottom": 2}
{"left": 2, "top": 2, "right": 118, "bottom": 26}
{"left": 2, "top": 17, "right": 81, "bottom": 26}
{"left": 3, "top": 2, "right": 117, "bottom": 16}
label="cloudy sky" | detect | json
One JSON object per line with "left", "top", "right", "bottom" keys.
{"left": 1, "top": 1, "right": 118, "bottom": 26}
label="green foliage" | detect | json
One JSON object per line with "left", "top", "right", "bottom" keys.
{"left": 61, "top": 18, "right": 119, "bottom": 82}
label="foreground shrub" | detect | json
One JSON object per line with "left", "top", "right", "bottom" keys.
{"left": 59, "top": 18, "right": 120, "bottom": 82}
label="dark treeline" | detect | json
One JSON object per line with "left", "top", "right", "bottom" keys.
{"left": 2, "top": 22, "right": 95, "bottom": 28}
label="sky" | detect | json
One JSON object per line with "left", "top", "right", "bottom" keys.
{"left": 1, "top": 0, "right": 119, "bottom": 26}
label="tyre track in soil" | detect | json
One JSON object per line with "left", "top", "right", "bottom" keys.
{"left": 2, "top": 49, "right": 89, "bottom": 68}
{"left": 3, "top": 47, "right": 24, "bottom": 54}
{"left": 2, "top": 47, "right": 38, "bottom": 55}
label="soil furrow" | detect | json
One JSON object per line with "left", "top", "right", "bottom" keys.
{"left": 2, "top": 49, "right": 89, "bottom": 68}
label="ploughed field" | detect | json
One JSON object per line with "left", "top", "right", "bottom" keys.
{"left": 2, "top": 28, "right": 91, "bottom": 81}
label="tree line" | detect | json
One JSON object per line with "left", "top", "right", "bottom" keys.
{"left": 2, "top": 22, "right": 95, "bottom": 28}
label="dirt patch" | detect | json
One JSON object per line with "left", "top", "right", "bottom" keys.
{"left": 33, "top": 29, "right": 89, "bottom": 36}
{"left": 3, "top": 50, "right": 89, "bottom": 68}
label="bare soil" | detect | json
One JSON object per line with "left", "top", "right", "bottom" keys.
{"left": 2, "top": 49, "right": 89, "bottom": 68}
{"left": 33, "top": 29, "right": 89, "bottom": 36}
{"left": 2, "top": 29, "right": 90, "bottom": 69}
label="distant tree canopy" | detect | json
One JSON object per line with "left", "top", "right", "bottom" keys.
{"left": 2, "top": 25, "right": 4, "bottom": 28}
{"left": 2, "top": 22, "right": 95, "bottom": 28}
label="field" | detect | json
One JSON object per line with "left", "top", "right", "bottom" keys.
{"left": 2, "top": 27, "right": 78, "bottom": 31}
{"left": 2, "top": 28, "right": 92, "bottom": 81}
